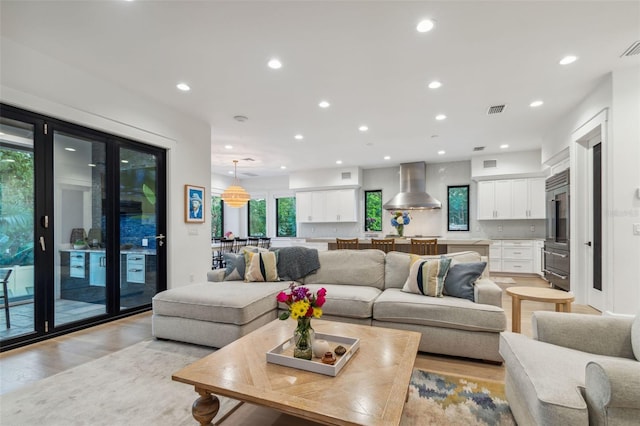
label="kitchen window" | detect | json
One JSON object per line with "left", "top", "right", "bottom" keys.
{"left": 276, "top": 197, "right": 296, "bottom": 237}
{"left": 210, "top": 195, "right": 224, "bottom": 239}
{"left": 248, "top": 198, "right": 266, "bottom": 237}
{"left": 448, "top": 185, "right": 470, "bottom": 231}
{"left": 364, "top": 190, "right": 382, "bottom": 232}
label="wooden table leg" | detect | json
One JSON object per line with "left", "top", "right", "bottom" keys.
{"left": 511, "top": 296, "right": 522, "bottom": 333}
{"left": 192, "top": 387, "right": 220, "bottom": 425}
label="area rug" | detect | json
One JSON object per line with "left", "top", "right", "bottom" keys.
{"left": 0, "top": 339, "right": 241, "bottom": 426}
{"left": 492, "top": 277, "right": 517, "bottom": 284}
{"left": 1, "top": 340, "right": 515, "bottom": 426}
{"left": 401, "top": 370, "right": 515, "bottom": 426}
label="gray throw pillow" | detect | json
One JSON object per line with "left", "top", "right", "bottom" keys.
{"left": 443, "top": 262, "right": 487, "bottom": 302}
{"left": 223, "top": 253, "right": 245, "bottom": 281}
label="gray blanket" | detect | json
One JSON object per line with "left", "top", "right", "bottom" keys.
{"left": 271, "top": 246, "right": 321, "bottom": 281}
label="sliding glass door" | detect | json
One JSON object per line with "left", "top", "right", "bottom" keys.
{"left": 1, "top": 104, "right": 166, "bottom": 350}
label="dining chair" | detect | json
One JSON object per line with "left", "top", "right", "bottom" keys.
{"left": 258, "top": 237, "right": 271, "bottom": 249}
{"left": 217, "top": 239, "right": 236, "bottom": 268}
{"left": 336, "top": 238, "right": 359, "bottom": 250}
{"left": 1, "top": 268, "right": 12, "bottom": 328}
{"left": 234, "top": 238, "right": 248, "bottom": 253}
{"left": 410, "top": 238, "right": 438, "bottom": 255}
{"left": 370, "top": 238, "right": 396, "bottom": 253}
{"left": 247, "top": 237, "right": 260, "bottom": 247}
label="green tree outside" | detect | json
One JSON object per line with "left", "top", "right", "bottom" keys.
{"left": 276, "top": 197, "right": 296, "bottom": 237}
{"left": 211, "top": 195, "right": 223, "bottom": 238}
{"left": 364, "top": 190, "right": 382, "bottom": 231}
{"left": 448, "top": 186, "right": 469, "bottom": 231}
{"left": 248, "top": 199, "right": 266, "bottom": 236}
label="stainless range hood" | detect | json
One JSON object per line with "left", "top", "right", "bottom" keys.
{"left": 383, "top": 162, "right": 442, "bottom": 210}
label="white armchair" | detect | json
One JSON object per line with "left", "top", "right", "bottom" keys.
{"left": 499, "top": 311, "right": 640, "bottom": 425}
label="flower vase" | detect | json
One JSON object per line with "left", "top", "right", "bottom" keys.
{"left": 293, "top": 317, "right": 314, "bottom": 360}
{"left": 397, "top": 224, "right": 404, "bottom": 237}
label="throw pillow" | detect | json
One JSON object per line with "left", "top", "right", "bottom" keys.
{"left": 223, "top": 253, "right": 245, "bottom": 281}
{"left": 244, "top": 251, "right": 280, "bottom": 282}
{"left": 443, "top": 262, "right": 487, "bottom": 302}
{"left": 402, "top": 257, "right": 452, "bottom": 297}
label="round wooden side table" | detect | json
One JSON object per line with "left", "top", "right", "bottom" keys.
{"left": 505, "top": 286, "right": 575, "bottom": 333}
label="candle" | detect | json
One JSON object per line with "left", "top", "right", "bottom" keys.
{"left": 313, "top": 339, "right": 331, "bottom": 358}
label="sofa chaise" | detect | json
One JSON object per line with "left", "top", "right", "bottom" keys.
{"left": 152, "top": 249, "right": 506, "bottom": 362}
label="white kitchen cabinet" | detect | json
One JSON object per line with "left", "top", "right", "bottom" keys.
{"left": 511, "top": 178, "right": 545, "bottom": 219}
{"left": 477, "top": 180, "right": 512, "bottom": 219}
{"left": 296, "top": 189, "right": 357, "bottom": 223}
{"left": 126, "top": 253, "right": 145, "bottom": 284}
{"left": 478, "top": 178, "right": 545, "bottom": 220}
{"left": 493, "top": 240, "right": 534, "bottom": 273}
{"left": 69, "top": 251, "right": 86, "bottom": 278}
{"left": 533, "top": 240, "right": 544, "bottom": 276}
{"left": 489, "top": 240, "right": 503, "bottom": 272}
{"left": 89, "top": 252, "right": 106, "bottom": 286}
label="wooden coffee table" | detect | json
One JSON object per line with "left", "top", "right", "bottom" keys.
{"left": 506, "top": 286, "right": 575, "bottom": 333}
{"left": 172, "top": 319, "right": 421, "bottom": 425}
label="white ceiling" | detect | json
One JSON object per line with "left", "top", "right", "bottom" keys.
{"left": 1, "top": 1, "right": 639, "bottom": 178}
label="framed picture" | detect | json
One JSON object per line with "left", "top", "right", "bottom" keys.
{"left": 185, "top": 184, "right": 205, "bottom": 223}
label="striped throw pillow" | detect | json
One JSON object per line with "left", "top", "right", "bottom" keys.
{"left": 402, "top": 257, "right": 452, "bottom": 297}
{"left": 244, "top": 251, "right": 280, "bottom": 282}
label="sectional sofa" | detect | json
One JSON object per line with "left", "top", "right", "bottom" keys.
{"left": 152, "top": 249, "right": 507, "bottom": 362}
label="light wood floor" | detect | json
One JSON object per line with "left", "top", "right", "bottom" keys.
{"left": 1, "top": 275, "right": 599, "bottom": 399}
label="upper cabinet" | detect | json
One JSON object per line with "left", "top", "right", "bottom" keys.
{"left": 296, "top": 189, "right": 357, "bottom": 223}
{"left": 477, "top": 178, "right": 545, "bottom": 220}
{"left": 477, "top": 180, "right": 513, "bottom": 219}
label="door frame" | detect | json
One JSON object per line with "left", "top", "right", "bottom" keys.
{"left": 570, "top": 108, "right": 610, "bottom": 311}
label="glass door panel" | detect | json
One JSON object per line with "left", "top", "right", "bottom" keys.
{"left": 119, "top": 147, "right": 161, "bottom": 310}
{"left": 53, "top": 131, "right": 107, "bottom": 326}
{"left": 0, "top": 117, "right": 35, "bottom": 341}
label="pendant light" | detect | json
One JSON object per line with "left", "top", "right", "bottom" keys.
{"left": 221, "top": 160, "right": 250, "bottom": 208}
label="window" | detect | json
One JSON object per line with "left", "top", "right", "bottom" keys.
{"left": 448, "top": 185, "right": 470, "bottom": 231}
{"left": 364, "top": 190, "right": 382, "bottom": 231}
{"left": 276, "top": 197, "right": 296, "bottom": 237}
{"left": 248, "top": 198, "right": 266, "bottom": 237}
{"left": 211, "top": 195, "right": 223, "bottom": 238}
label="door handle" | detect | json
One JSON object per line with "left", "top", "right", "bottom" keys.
{"left": 39, "top": 236, "right": 46, "bottom": 251}
{"left": 585, "top": 241, "right": 592, "bottom": 247}
{"left": 155, "top": 234, "right": 165, "bottom": 247}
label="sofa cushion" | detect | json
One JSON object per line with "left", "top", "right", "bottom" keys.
{"left": 223, "top": 253, "right": 245, "bottom": 281}
{"left": 402, "top": 257, "right": 451, "bottom": 297}
{"left": 299, "top": 284, "right": 382, "bottom": 319}
{"left": 385, "top": 250, "right": 484, "bottom": 289}
{"left": 244, "top": 251, "right": 280, "bottom": 282}
{"left": 632, "top": 313, "right": 640, "bottom": 361}
{"left": 443, "top": 262, "right": 487, "bottom": 302}
{"left": 302, "top": 249, "right": 386, "bottom": 290}
{"left": 373, "top": 288, "right": 505, "bottom": 332}
{"left": 152, "top": 281, "right": 289, "bottom": 325}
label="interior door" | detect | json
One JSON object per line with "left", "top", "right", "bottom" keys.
{"left": 587, "top": 140, "right": 603, "bottom": 310}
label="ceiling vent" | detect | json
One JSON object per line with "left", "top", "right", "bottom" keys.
{"left": 483, "top": 160, "right": 497, "bottom": 168}
{"left": 473, "top": 146, "right": 486, "bottom": 152}
{"left": 487, "top": 105, "right": 506, "bottom": 115}
{"left": 341, "top": 172, "right": 351, "bottom": 180}
{"left": 621, "top": 40, "right": 640, "bottom": 57}
{"left": 241, "top": 157, "right": 255, "bottom": 162}
{"left": 241, "top": 172, "right": 259, "bottom": 177}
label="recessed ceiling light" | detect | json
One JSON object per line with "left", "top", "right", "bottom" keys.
{"left": 318, "top": 100, "right": 330, "bottom": 108}
{"left": 559, "top": 55, "right": 578, "bottom": 65}
{"left": 416, "top": 19, "right": 435, "bottom": 33}
{"left": 233, "top": 115, "right": 248, "bottom": 122}
{"left": 224, "top": 145, "right": 233, "bottom": 149}
{"left": 530, "top": 100, "right": 544, "bottom": 107}
{"left": 280, "top": 165, "right": 287, "bottom": 170}
{"left": 88, "top": 163, "right": 96, "bottom": 167}
{"left": 437, "top": 150, "right": 446, "bottom": 155}
{"left": 384, "top": 156, "right": 391, "bottom": 160}
{"left": 176, "top": 82, "right": 191, "bottom": 91}
{"left": 336, "top": 160, "right": 343, "bottom": 165}
{"left": 294, "top": 134, "right": 304, "bottom": 140}
{"left": 121, "top": 160, "right": 129, "bottom": 164}
{"left": 500, "top": 144, "right": 510, "bottom": 149}
{"left": 358, "top": 125, "right": 369, "bottom": 132}
{"left": 431, "top": 134, "right": 439, "bottom": 138}
{"left": 435, "top": 114, "right": 447, "bottom": 121}
{"left": 428, "top": 81, "right": 442, "bottom": 89}
{"left": 267, "top": 58, "right": 282, "bottom": 69}
{"left": 64, "top": 147, "right": 76, "bottom": 152}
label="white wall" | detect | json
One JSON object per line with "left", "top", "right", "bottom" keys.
{"left": 471, "top": 150, "right": 547, "bottom": 180}
{"left": 1, "top": 37, "right": 213, "bottom": 288}
{"left": 289, "top": 167, "right": 362, "bottom": 190}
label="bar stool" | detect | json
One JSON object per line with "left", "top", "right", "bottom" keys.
{"left": 371, "top": 238, "right": 396, "bottom": 253}
{"left": 336, "top": 238, "right": 359, "bottom": 250}
{"left": 410, "top": 238, "right": 438, "bottom": 255}
{"left": 1, "top": 268, "right": 12, "bottom": 328}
